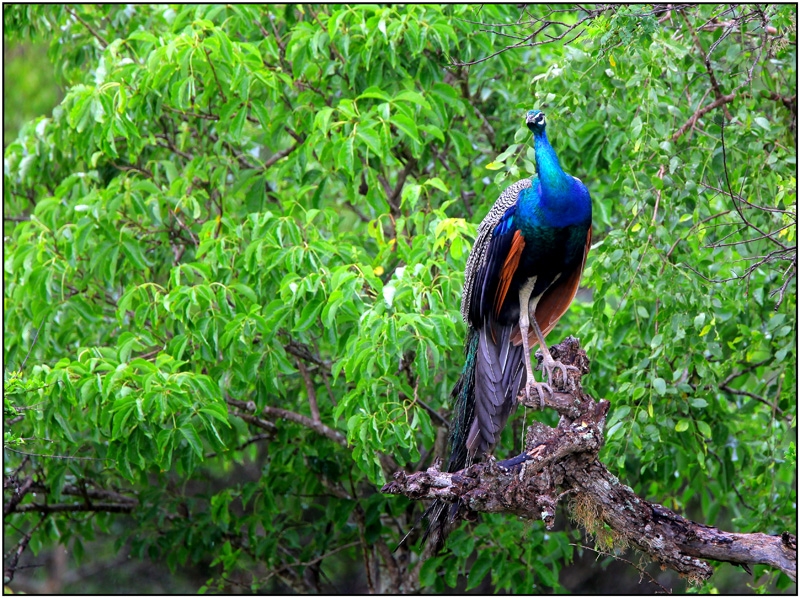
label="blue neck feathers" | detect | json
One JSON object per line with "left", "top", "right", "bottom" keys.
{"left": 533, "top": 130, "right": 572, "bottom": 195}
{"left": 516, "top": 127, "right": 590, "bottom": 231}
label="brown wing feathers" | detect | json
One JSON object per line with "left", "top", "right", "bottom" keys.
{"left": 493, "top": 230, "right": 525, "bottom": 318}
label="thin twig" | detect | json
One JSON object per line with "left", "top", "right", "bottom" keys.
{"left": 264, "top": 141, "right": 301, "bottom": 169}
{"left": 17, "top": 321, "right": 44, "bottom": 372}
{"left": 227, "top": 397, "right": 347, "bottom": 448}
{"left": 3, "top": 516, "right": 46, "bottom": 583}
{"left": 570, "top": 543, "right": 671, "bottom": 593}
{"left": 3, "top": 446, "right": 113, "bottom": 462}
{"left": 679, "top": 9, "right": 733, "bottom": 120}
{"left": 11, "top": 502, "right": 135, "bottom": 514}
{"left": 671, "top": 93, "right": 735, "bottom": 141}
{"left": 109, "top": 161, "right": 154, "bottom": 179}
{"left": 259, "top": 541, "right": 360, "bottom": 586}
{"left": 203, "top": 47, "right": 228, "bottom": 104}
{"left": 720, "top": 384, "right": 782, "bottom": 413}
{"left": 65, "top": 6, "right": 108, "bottom": 48}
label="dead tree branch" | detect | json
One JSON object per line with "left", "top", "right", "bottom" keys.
{"left": 382, "top": 338, "right": 797, "bottom": 583}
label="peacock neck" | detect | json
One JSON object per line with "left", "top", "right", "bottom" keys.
{"left": 519, "top": 131, "right": 576, "bottom": 229}
{"left": 533, "top": 131, "right": 572, "bottom": 196}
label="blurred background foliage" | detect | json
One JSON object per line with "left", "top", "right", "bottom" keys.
{"left": 3, "top": 4, "right": 796, "bottom": 594}
{"left": 3, "top": 40, "right": 62, "bottom": 146}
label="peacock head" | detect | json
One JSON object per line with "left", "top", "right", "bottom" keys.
{"left": 526, "top": 110, "right": 546, "bottom": 134}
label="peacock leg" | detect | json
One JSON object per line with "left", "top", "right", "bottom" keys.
{"left": 518, "top": 278, "right": 551, "bottom": 408}
{"left": 529, "top": 311, "right": 579, "bottom": 388}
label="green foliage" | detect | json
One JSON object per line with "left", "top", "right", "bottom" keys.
{"left": 3, "top": 4, "right": 796, "bottom": 594}
{"left": 2, "top": 39, "right": 62, "bottom": 145}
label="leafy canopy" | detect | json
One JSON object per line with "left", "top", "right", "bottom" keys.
{"left": 3, "top": 4, "right": 795, "bottom": 594}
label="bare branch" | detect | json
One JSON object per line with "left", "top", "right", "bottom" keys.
{"left": 449, "top": 6, "right": 601, "bottom": 68}
{"left": 3, "top": 446, "right": 112, "bottom": 462}
{"left": 260, "top": 541, "right": 360, "bottom": 587}
{"left": 570, "top": 543, "right": 670, "bottom": 593}
{"left": 3, "top": 516, "right": 46, "bottom": 583}
{"left": 3, "top": 476, "right": 34, "bottom": 516}
{"left": 262, "top": 405, "right": 347, "bottom": 448}
{"left": 679, "top": 8, "right": 733, "bottom": 120}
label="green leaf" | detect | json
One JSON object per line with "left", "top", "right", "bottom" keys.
{"left": 425, "top": 177, "right": 449, "bottom": 193}
{"left": 393, "top": 113, "right": 420, "bottom": 143}
{"left": 394, "top": 89, "right": 430, "bottom": 109}
{"left": 358, "top": 86, "right": 391, "bottom": 101}
{"left": 296, "top": 299, "right": 322, "bottom": 331}
{"left": 122, "top": 239, "right": 150, "bottom": 270}
{"left": 199, "top": 403, "right": 231, "bottom": 427}
{"left": 467, "top": 552, "right": 492, "bottom": 590}
{"left": 356, "top": 126, "right": 383, "bottom": 157}
{"left": 753, "top": 116, "right": 771, "bottom": 131}
{"left": 495, "top": 144, "right": 519, "bottom": 163}
{"left": 179, "top": 424, "right": 204, "bottom": 459}
{"left": 419, "top": 556, "right": 443, "bottom": 587}
{"left": 315, "top": 107, "right": 335, "bottom": 135}
{"left": 337, "top": 136, "right": 355, "bottom": 173}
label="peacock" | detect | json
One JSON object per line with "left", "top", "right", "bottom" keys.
{"left": 423, "top": 110, "right": 593, "bottom": 553}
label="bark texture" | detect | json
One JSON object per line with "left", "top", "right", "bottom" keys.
{"left": 382, "top": 337, "right": 797, "bottom": 583}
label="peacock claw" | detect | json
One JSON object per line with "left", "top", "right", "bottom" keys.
{"left": 536, "top": 351, "right": 579, "bottom": 389}
{"left": 523, "top": 379, "right": 552, "bottom": 409}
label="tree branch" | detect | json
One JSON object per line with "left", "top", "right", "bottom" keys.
{"left": 65, "top": 6, "right": 108, "bottom": 48}
{"left": 263, "top": 141, "right": 302, "bottom": 169}
{"left": 679, "top": 8, "right": 733, "bottom": 120}
{"left": 382, "top": 338, "right": 797, "bottom": 583}
{"left": 3, "top": 516, "right": 45, "bottom": 583}
{"left": 203, "top": 48, "right": 228, "bottom": 104}
{"left": 227, "top": 397, "right": 347, "bottom": 448}
{"left": 672, "top": 93, "right": 736, "bottom": 141}
{"left": 263, "top": 406, "right": 347, "bottom": 448}
{"left": 10, "top": 502, "right": 135, "bottom": 514}
{"left": 3, "top": 476, "right": 33, "bottom": 516}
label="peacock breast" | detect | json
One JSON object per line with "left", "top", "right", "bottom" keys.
{"left": 517, "top": 222, "right": 587, "bottom": 273}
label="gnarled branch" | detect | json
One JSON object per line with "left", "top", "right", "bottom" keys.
{"left": 382, "top": 338, "right": 797, "bottom": 583}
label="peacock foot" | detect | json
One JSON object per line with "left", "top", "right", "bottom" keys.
{"left": 523, "top": 378, "right": 552, "bottom": 409}
{"left": 536, "top": 350, "right": 579, "bottom": 389}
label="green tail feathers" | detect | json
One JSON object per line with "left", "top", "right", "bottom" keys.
{"left": 446, "top": 328, "right": 479, "bottom": 474}
{"left": 421, "top": 329, "right": 479, "bottom": 553}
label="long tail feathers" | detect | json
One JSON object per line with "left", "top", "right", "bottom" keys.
{"left": 420, "top": 498, "right": 459, "bottom": 555}
{"left": 421, "top": 325, "right": 524, "bottom": 553}
{"left": 469, "top": 324, "right": 524, "bottom": 456}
